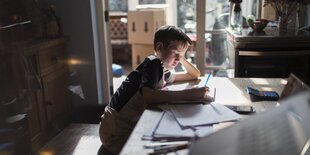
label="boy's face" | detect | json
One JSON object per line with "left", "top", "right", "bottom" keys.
{"left": 157, "top": 41, "right": 189, "bottom": 70}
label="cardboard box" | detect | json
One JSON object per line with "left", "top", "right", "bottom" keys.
{"left": 131, "top": 44, "right": 154, "bottom": 69}
{"left": 128, "top": 10, "right": 166, "bottom": 44}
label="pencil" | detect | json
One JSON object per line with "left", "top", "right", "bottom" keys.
{"left": 150, "top": 143, "right": 189, "bottom": 155}
{"left": 205, "top": 73, "right": 212, "bottom": 86}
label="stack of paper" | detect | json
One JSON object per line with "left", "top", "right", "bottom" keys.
{"left": 170, "top": 103, "right": 241, "bottom": 128}
{"left": 143, "top": 103, "right": 241, "bottom": 141}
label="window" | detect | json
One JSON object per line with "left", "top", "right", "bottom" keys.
{"left": 139, "top": 0, "right": 165, "bottom": 4}
{"left": 186, "top": 0, "right": 259, "bottom": 77}
{"left": 109, "top": 0, "right": 128, "bottom": 12}
{"left": 113, "top": 0, "right": 261, "bottom": 77}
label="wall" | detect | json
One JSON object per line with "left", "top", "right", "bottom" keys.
{"left": 307, "top": 4, "right": 310, "bottom": 26}
{"left": 47, "top": 0, "right": 100, "bottom": 106}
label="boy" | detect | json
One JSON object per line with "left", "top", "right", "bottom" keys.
{"left": 99, "top": 25, "right": 211, "bottom": 154}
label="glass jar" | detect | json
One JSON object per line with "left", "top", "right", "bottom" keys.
{"left": 230, "top": 3, "right": 243, "bottom": 32}
{"left": 278, "top": 16, "right": 288, "bottom": 35}
{"left": 278, "top": 3, "right": 299, "bottom": 35}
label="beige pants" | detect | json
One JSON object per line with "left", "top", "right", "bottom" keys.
{"left": 99, "top": 92, "right": 145, "bottom": 154}
{"left": 99, "top": 106, "right": 135, "bottom": 155}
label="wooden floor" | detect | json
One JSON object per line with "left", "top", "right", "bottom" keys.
{"left": 38, "top": 123, "right": 113, "bottom": 155}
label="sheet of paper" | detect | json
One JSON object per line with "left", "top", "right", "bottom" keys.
{"left": 154, "top": 111, "right": 213, "bottom": 138}
{"left": 142, "top": 112, "right": 165, "bottom": 140}
{"left": 170, "top": 103, "right": 241, "bottom": 127}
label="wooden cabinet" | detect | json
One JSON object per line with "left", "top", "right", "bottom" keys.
{"left": 24, "top": 38, "right": 71, "bottom": 151}
{"left": 226, "top": 28, "right": 310, "bottom": 83}
{"left": 27, "top": 92, "right": 42, "bottom": 139}
{"left": 43, "top": 67, "right": 70, "bottom": 122}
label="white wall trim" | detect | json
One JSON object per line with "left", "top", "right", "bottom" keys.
{"left": 166, "top": 0, "right": 177, "bottom": 25}
{"left": 196, "top": 0, "right": 206, "bottom": 75}
{"left": 91, "top": 0, "right": 113, "bottom": 104}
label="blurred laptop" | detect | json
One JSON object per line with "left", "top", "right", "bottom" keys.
{"left": 189, "top": 91, "right": 310, "bottom": 155}
{"left": 280, "top": 73, "right": 310, "bottom": 100}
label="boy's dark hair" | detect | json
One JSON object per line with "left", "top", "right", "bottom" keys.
{"left": 153, "top": 25, "right": 192, "bottom": 50}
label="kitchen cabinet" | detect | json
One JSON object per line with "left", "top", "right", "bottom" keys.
{"left": 24, "top": 37, "right": 71, "bottom": 151}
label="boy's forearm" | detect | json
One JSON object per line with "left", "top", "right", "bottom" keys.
{"left": 174, "top": 58, "right": 201, "bottom": 82}
{"left": 180, "top": 57, "right": 201, "bottom": 78}
{"left": 143, "top": 87, "right": 202, "bottom": 104}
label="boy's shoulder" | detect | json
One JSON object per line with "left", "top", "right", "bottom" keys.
{"left": 144, "top": 55, "right": 162, "bottom": 68}
{"left": 147, "top": 55, "right": 157, "bottom": 61}
{"left": 136, "top": 55, "right": 162, "bottom": 71}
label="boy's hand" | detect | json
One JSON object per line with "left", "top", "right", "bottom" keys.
{"left": 193, "top": 86, "right": 215, "bottom": 102}
{"left": 190, "top": 86, "right": 210, "bottom": 99}
{"left": 204, "top": 87, "right": 215, "bottom": 102}
{"left": 203, "top": 93, "right": 215, "bottom": 102}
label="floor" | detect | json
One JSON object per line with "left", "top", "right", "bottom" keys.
{"left": 38, "top": 123, "right": 114, "bottom": 155}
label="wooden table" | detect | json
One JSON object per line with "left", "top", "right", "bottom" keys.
{"left": 120, "top": 77, "right": 286, "bottom": 155}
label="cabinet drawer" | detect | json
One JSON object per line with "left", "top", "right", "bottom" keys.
{"left": 38, "top": 45, "right": 66, "bottom": 76}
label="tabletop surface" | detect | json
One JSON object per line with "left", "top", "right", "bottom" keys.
{"left": 120, "top": 77, "right": 286, "bottom": 155}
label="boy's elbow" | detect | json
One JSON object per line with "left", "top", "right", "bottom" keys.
{"left": 142, "top": 87, "right": 153, "bottom": 104}
{"left": 193, "top": 71, "right": 201, "bottom": 78}
{"left": 142, "top": 87, "right": 166, "bottom": 104}
{"left": 186, "top": 68, "right": 201, "bottom": 79}
{"left": 189, "top": 70, "right": 200, "bottom": 79}
{"left": 193, "top": 69, "right": 201, "bottom": 77}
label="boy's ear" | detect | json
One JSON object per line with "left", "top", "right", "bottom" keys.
{"left": 155, "top": 42, "right": 163, "bottom": 51}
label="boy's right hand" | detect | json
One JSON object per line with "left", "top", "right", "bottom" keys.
{"left": 195, "top": 86, "right": 215, "bottom": 102}
{"left": 191, "top": 86, "right": 210, "bottom": 99}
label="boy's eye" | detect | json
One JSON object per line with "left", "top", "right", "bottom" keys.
{"left": 174, "top": 53, "right": 183, "bottom": 59}
{"left": 170, "top": 50, "right": 185, "bottom": 59}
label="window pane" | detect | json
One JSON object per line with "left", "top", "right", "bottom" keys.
{"left": 139, "top": 0, "right": 166, "bottom": 4}
{"left": 205, "top": 0, "right": 258, "bottom": 77}
{"left": 177, "top": 0, "right": 259, "bottom": 76}
{"left": 109, "top": 0, "right": 128, "bottom": 12}
{"left": 205, "top": 1, "right": 230, "bottom": 31}
{"left": 177, "top": 0, "right": 196, "bottom": 32}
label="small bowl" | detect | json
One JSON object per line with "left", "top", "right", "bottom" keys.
{"left": 250, "top": 19, "right": 269, "bottom": 31}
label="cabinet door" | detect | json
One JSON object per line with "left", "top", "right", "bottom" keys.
{"left": 27, "top": 92, "right": 41, "bottom": 139}
{"left": 42, "top": 67, "right": 70, "bottom": 123}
